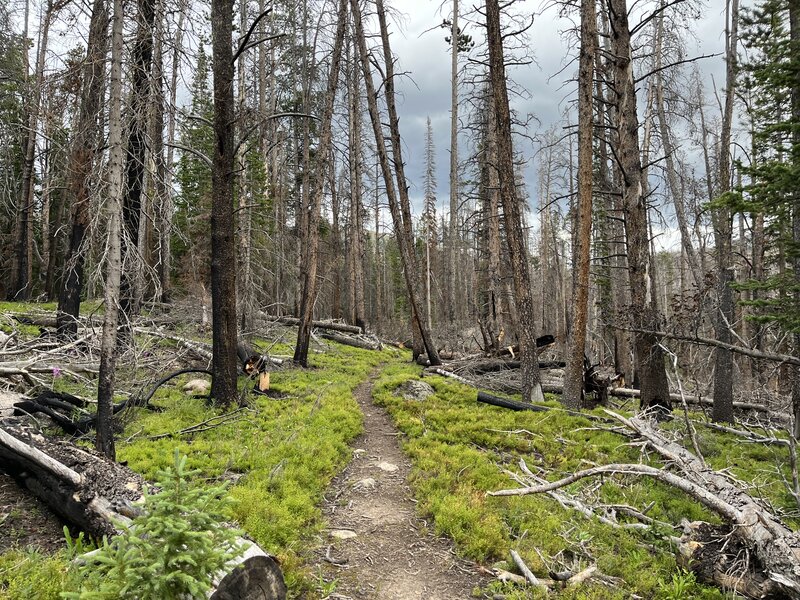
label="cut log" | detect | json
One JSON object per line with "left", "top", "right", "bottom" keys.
{"left": 210, "top": 540, "right": 287, "bottom": 599}
{"left": 319, "top": 331, "right": 381, "bottom": 351}
{"left": 0, "top": 420, "right": 285, "bottom": 598}
{"left": 259, "top": 313, "right": 362, "bottom": 335}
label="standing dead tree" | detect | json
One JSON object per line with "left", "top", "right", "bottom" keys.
{"left": 485, "top": 0, "right": 543, "bottom": 403}
{"left": 349, "top": 0, "right": 441, "bottom": 365}
{"left": 294, "top": 0, "right": 349, "bottom": 367}
{"left": 56, "top": 0, "right": 109, "bottom": 338}
{"left": 606, "top": 0, "right": 670, "bottom": 413}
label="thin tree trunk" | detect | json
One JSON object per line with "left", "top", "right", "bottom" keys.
{"left": 96, "top": 0, "right": 126, "bottom": 460}
{"left": 350, "top": 0, "right": 440, "bottom": 364}
{"left": 160, "top": 0, "right": 187, "bottom": 303}
{"left": 11, "top": 0, "right": 58, "bottom": 300}
{"left": 563, "top": 0, "right": 596, "bottom": 410}
{"left": 149, "top": 0, "right": 168, "bottom": 304}
{"left": 485, "top": 0, "right": 543, "bottom": 403}
{"left": 210, "top": 0, "right": 239, "bottom": 405}
{"left": 119, "top": 0, "right": 155, "bottom": 324}
{"left": 712, "top": 0, "right": 738, "bottom": 423}
{"left": 447, "top": 0, "right": 459, "bottom": 323}
{"left": 57, "top": 0, "right": 109, "bottom": 337}
{"left": 790, "top": 0, "right": 800, "bottom": 436}
{"left": 346, "top": 32, "right": 366, "bottom": 331}
{"left": 293, "top": 0, "right": 349, "bottom": 366}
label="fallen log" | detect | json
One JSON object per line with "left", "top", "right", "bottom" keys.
{"left": 0, "top": 420, "right": 286, "bottom": 598}
{"left": 319, "top": 331, "right": 381, "bottom": 351}
{"left": 259, "top": 313, "right": 362, "bottom": 335}
{"left": 0, "top": 421, "right": 144, "bottom": 537}
{"left": 477, "top": 391, "right": 550, "bottom": 413}
{"left": 607, "top": 386, "right": 768, "bottom": 412}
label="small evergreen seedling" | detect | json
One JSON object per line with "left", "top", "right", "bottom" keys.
{"left": 64, "top": 450, "right": 242, "bottom": 599}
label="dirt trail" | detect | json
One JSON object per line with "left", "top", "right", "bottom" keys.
{"left": 311, "top": 370, "right": 485, "bottom": 599}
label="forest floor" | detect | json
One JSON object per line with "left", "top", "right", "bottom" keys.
{"left": 309, "top": 368, "right": 485, "bottom": 599}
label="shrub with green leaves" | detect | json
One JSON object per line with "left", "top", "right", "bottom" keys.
{"left": 63, "top": 450, "right": 242, "bottom": 600}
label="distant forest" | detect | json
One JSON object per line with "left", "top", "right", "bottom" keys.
{"left": 0, "top": 0, "right": 798, "bottom": 424}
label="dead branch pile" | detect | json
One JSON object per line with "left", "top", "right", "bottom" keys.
{"left": 489, "top": 410, "right": 800, "bottom": 598}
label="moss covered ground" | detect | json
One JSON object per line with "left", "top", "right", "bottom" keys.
{"left": 0, "top": 304, "right": 797, "bottom": 598}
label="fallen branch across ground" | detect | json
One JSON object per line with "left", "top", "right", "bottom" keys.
{"left": 258, "top": 313, "right": 363, "bottom": 335}
{"left": 488, "top": 410, "right": 800, "bottom": 598}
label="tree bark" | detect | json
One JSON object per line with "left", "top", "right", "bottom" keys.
{"left": 119, "top": 0, "right": 156, "bottom": 324}
{"left": 57, "top": 0, "right": 109, "bottom": 338}
{"left": 711, "top": 0, "right": 738, "bottom": 424}
{"left": 96, "top": 0, "right": 126, "bottom": 460}
{"left": 347, "top": 32, "right": 366, "bottom": 331}
{"left": 10, "top": 0, "right": 59, "bottom": 300}
{"left": 485, "top": 0, "right": 543, "bottom": 403}
{"left": 210, "top": 0, "right": 239, "bottom": 405}
{"left": 293, "top": 0, "right": 349, "bottom": 366}
{"left": 608, "top": 0, "right": 670, "bottom": 413}
{"left": 563, "top": 0, "right": 597, "bottom": 410}
{"left": 447, "top": 0, "right": 459, "bottom": 324}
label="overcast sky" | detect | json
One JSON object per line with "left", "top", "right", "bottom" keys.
{"left": 387, "top": 0, "right": 730, "bottom": 247}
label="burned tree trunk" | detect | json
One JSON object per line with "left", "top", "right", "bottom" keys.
{"left": 57, "top": 0, "right": 109, "bottom": 338}
{"left": 210, "top": 0, "right": 239, "bottom": 404}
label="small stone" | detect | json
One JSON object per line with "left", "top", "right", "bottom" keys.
{"left": 329, "top": 529, "right": 357, "bottom": 540}
{"left": 353, "top": 477, "right": 378, "bottom": 491}
{"left": 393, "top": 379, "right": 435, "bottom": 401}
{"left": 377, "top": 462, "right": 398, "bottom": 473}
{"left": 353, "top": 448, "right": 366, "bottom": 456}
{"left": 183, "top": 379, "right": 210, "bottom": 394}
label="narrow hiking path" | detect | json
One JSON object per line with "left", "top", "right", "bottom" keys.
{"left": 310, "top": 367, "right": 486, "bottom": 599}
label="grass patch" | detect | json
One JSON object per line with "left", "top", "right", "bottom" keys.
{"left": 116, "top": 343, "right": 384, "bottom": 594}
{"left": 0, "top": 302, "right": 387, "bottom": 598}
{"left": 371, "top": 362, "right": 796, "bottom": 598}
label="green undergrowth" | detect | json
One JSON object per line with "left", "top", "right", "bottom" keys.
{"left": 116, "top": 342, "right": 385, "bottom": 594}
{"left": 0, "top": 318, "right": 390, "bottom": 599}
{"left": 372, "top": 362, "right": 796, "bottom": 599}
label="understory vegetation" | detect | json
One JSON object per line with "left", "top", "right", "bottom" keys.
{"left": 372, "top": 363, "right": 798, "bottom": 599}
{"left": 1, "top": 307, "right": 798, "bottom": 599}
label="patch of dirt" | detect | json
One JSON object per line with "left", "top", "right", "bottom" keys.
{"left": 310, "top": 369, "right": 486, "bottom": 599}
{"left": 0, "top": 470, "right": 66, "bottom": 554}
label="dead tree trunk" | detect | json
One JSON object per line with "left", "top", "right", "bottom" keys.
{"left": 96, "top": 0, "right": 126, "bottom": 460}
{"left": 293, "top": 0, "right": 349, "bottom": 367}
{"left": 607, "top": 0, "right": 671, "bottom": 414}
{"left": 57, "top": 0, "right": 108, "bottom": 338}
{"left": 350, "top": 0, "right": 441, "bottom": 365}
{"left": 485, "top": 0, "right": 543, "bottom": 403}
{"left": 119, "top": 0, "right": 156, "bottom": 323}
{"left": 712, "top": 0, "right": 739, "bottom": 424}
{"left": 210, "top": 0, "right": 239, "bottom": 404}
{"left": 563, "top": 0, "right": 597, "bottom": 410}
